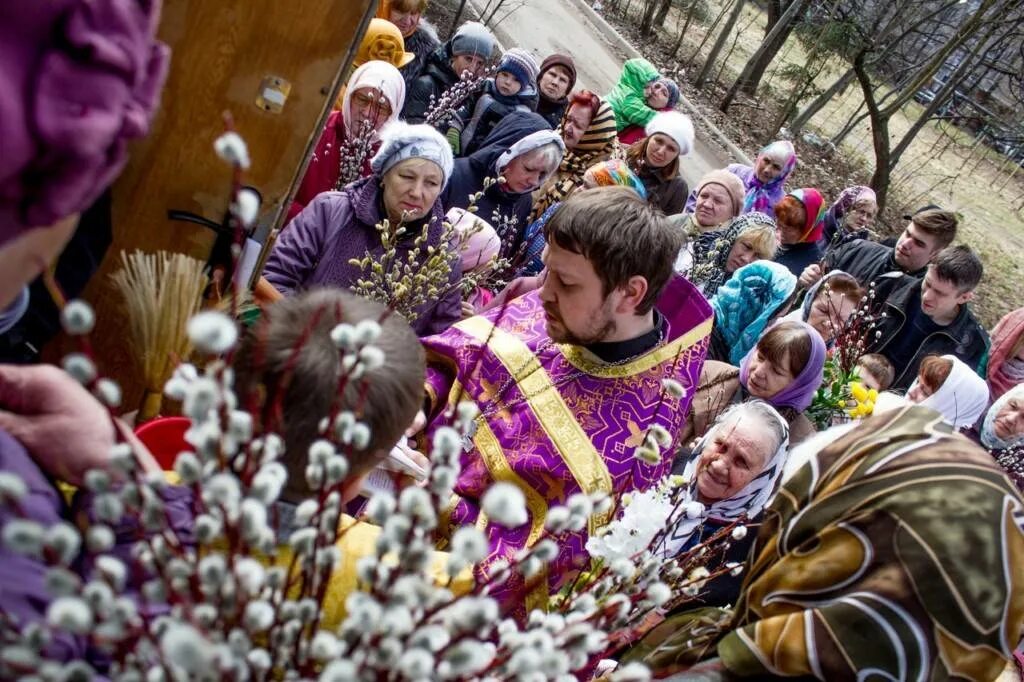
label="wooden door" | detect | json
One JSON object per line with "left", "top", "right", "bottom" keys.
{"left": 51, "top": 0, "right": 377, "bottom": 411}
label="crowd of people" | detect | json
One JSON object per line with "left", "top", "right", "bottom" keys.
{"left": 1, "top": 1, "right": 1023, "bottom": 679}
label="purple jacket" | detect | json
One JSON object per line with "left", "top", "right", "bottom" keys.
{"left": 265, "top": 177, "right": 462, "bottom": 337}
{"left": 0, "top": 428, "right": 194, "bottom": 667}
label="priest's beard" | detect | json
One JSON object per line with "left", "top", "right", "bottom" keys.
{"left": 544, "top": 300, "right": 617, "bottom": 346}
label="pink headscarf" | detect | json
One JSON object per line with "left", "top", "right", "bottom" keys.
{"left": 448, "top": 208, "right": 500, "bottom": 273}
{"left": 988, "top": 307, "right": 1024, "bottom": 400}
{"left": 787, "top": 188, "right": 826, "bottom": 243}
{"left": 0, "top": 0, "right": 170, "bottom": 245}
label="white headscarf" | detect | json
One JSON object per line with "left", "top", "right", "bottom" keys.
{"left": 910, "top": 355, "right": 990, "bottom": 428}
{"left": 342, "top": 60, "right": 406, "bottom": 139}
{"left": 660, "top": 401, "right": 790, "bottom": 557}
{"left": 981, "top": 384, "right": 1024, "bottom": 450}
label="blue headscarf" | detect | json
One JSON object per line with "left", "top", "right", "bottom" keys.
{"left": 711, "top": 260, "right": 797, "bottom": 366}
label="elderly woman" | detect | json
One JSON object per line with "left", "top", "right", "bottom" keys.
{"left": 986, "top": 306, "right": 1024, "bottom": 400}
{"left": 375, "top": 0, "right": 441, "bottom": 88}
{"left": 905, "top": 354, "right": 990, "bottom": 428}
{"left": 659, "top": 401, "right": 790, "bottom": 608}
{"left": 530, "top": 91, "right": 618, "bottom": 220}
{"left": 779, "top": 270, "right": 864, "bottom": 345}
{"left": 773, "top": 188, "right": 826, "bottom": 277}
{"left": 968, "top": 384, "right": 1024, "bottom": 491}
{"left": 822, "top": 185, "right": 877, "bottom": 249}
{"left": 535, "top": 54, "right": 577, "bottom": 129}
{"left": 442, "top": 111, "right": 564, "bottom": 258}
{"left": 674, "top": 169, "right": 747, "bottom": 237}
{"left": 707, "top": 260, "right": 796, "bottom": 365}
{"left": 628, "top": 405, "right": 1024, "bottom": 680}
{"left": 624, "top": 111, "right": 694, "bottom": 215}
{"left": 686, "top": 321, "right": 825, "bottom": 448}
{"left": 681, "top": 212, "right": 778, "bottom": 293}
{"left": 288, "top": 61, "right": 405, "bottom": 222}
{"left": 727, "top": 140, "right": 797, "bottom": 218}
{"left": 261, "top": 122, "right": 462, "bottom": 336}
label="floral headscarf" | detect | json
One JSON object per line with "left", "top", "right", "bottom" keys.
{"left": 582, "top": 159, "right": 646, "bottom": 198}
{"left": 739, "top": 320, "right": 826, "bottom": 412}
{"left": 690, "top": 212, "right": 776, "bottom": 298}
{"left": 786, "top": 187, "right": 826, "bottom": 243}
{"left": 742, "top": 140, "right": 797, "bottom": 214}
{"left": 826, "top": 185, "right": 876, "bottom": 229}
{"left": 660, "top": 401, "right": 790, "bottom": 556}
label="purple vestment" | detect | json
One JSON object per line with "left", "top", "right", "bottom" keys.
{"left": 421, "top": 275, "right": 712, "bottom": 616}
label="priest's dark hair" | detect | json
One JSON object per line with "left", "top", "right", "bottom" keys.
{"left": 543, "top": 186, "right": 682, "bottom": 314}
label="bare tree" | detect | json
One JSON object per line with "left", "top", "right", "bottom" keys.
{"left": 695, "top": 0, "right": 745, "bottom": 89}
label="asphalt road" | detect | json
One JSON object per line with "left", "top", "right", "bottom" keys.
{"left": 469, "top": 0, "right": 730, "bottom": 190}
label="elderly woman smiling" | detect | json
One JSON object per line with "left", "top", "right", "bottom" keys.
{"left": 660, "top": 401, "right": 790, "bottom": 607}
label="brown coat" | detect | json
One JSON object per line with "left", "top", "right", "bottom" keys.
{"left": 681, "top": 361, "right": 817, "bottom": 447}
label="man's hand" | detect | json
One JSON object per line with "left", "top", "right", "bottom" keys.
{"left": 0, "top": 364, "right": 159, "bottom": 485}
{"left": 798, "top": 263, "right": 823, "bottom": 289}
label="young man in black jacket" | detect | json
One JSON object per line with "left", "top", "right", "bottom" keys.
{"left": 867, "top": 245, "right": 989, "bottom": 390}
{"left": 798, "top": 207, "right": 958, "bottom": 290}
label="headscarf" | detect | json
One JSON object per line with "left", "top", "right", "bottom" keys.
{"left": 355, "top": 19, "right": 415, "bottom": 69}
{"left": 826, "top": 185, "right": 876, "bottom": 230}
{"left": 448, "top": 208, "right": 500, "bottom": 273}
{"left": 342, "top": 61, "right": 406, "bottom": 139}
{"left": 661, "top": 401, "right": 790, "bottom": 557}
{"left": 710, "top": 260, "right": 797, "bottom": 366}
{"left": 742, "top": 140, "right": 797, "bottom": 214}
{"left": 690, "top": 212, "right": 776, "bottom": 297}
{"left": 494, "top": 129, "right": 565, "bottom": 185}
{"left": 739, "top": 320, "right": 826, "bottom": 412}
{"left": 582, "top": 160, "right": 646, "bottom": 197}
{"left": 371, "top": 121, "right": 454, "bottom": 186}
{"left": 656, "top": 77, "right": 680, "bottom": 109}
{"left": 909, "top": 354, "right": 990, "bottom": 428}
{"left": 987, "top": 307, "right": 1024, "bottom": 400}
{"left": 0, "top": 0, "right": 169, "bottom": 244}
{"left": 786, "top": 187, "right": 825, "bottom": 242}
{"left": 529, "top": 99, "right": 617, "bottom": 220}
{"left": 981, "top": 384, "right": 1024, "bottom": 450}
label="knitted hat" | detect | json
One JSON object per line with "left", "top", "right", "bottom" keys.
{"left": 657, "top": 77, "right": 680, "bottom": 108}
{"left": 450, "top": 21, "right": 496, "bottom": 59}
{"left": 696, "top": 169, "right": 746, "bottom": 216}
{"left": 645, "top": 111, "right": 694, "bottom": 156}
{"left": 539, "top": 54, "right": 577, "bottom": 93}
{"left": 0, "top": 0, "right": 169, "bottom": 245}
{"left": 356, "top": 18, "right": 415, "bottom": 69}
{"left": 498, "top": 48, "right": 540, "bottom": 91}
{"left": 371, "top": 121, "right": 454, "bottom": 187}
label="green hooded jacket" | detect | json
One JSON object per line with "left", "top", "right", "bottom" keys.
{"left": 605, "top": 57, "right": 660, "bottom": 131}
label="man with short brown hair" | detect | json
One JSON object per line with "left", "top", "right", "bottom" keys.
{"left": 420, "top": 187, "right": 713, "bottom": 616}
{"left": 800, "top": 206, "right": 958, "bottom": 289}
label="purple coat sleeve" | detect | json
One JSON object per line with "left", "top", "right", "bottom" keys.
{"left": 0, "top": 429, "right": 195, "bottom": 668}
{"left": 264, "top": 192, "right": 346, "bottom": 294}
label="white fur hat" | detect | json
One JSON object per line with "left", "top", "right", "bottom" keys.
{"left": 644, "top": 111, "right": 694, "bottom": 156}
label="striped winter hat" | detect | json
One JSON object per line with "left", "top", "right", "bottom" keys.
{"left": 497, "top": 48, "right": 540, "bottom": 91}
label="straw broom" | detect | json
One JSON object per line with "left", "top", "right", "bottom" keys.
{"left": 111, "top": 250, "right": 208, "bottom": 421}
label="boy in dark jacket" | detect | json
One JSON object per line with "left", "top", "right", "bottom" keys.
{"left": 446, "top": 48, "right": 540, "bottom": 156}
{"left": 402, "top": 21, "right": 496, "bottom": 124}
{"left": 867, "top": 245, "right": 989, "bottom": 390}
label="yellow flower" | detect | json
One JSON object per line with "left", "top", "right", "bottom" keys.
{"left": 850, "top": 381, "right": 868, "bottom": 403}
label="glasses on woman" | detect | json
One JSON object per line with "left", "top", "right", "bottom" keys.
{"left": 351, "top": 91, "right": 393, "bottom": 119}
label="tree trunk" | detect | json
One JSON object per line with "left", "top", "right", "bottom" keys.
{"left": 696, "top": 0, "right": 745, "bottom": 89}
{"left": 671, "top": 1, "right": 702, "bottom": 58}
{"left": 654, "top": 0, "right": 674, "bottom": 29}
{"left": 789, "top": 67, "right": 856, "bottom": 134}
{"left": 689, "top": 0, "right": 736, "bottom": 64}
{"left": 639, "top": 0, "right": 658, "bottom": 37}
{"left": 719, "top": 0, "right": 812, "bottom": 111}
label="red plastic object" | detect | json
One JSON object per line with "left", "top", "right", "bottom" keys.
{"left": 134, "top": 417, "right": 192, "bottom": 470}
